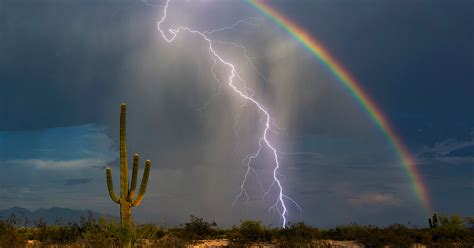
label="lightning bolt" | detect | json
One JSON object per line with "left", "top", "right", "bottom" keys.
{"left": 155, "top": 0, "right": 300, "bottom": 227}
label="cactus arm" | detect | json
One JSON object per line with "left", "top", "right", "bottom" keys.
{"left": 106, "top": 167, "right": 120, "bottom": 204}
{"left": 120, "top": 103, "right": 129, "bottom": 198}
{"left": 433, "top": 213, "right": 438, "bottom": 227}
{"left": 132, "top": 160, "right": 151, "bottom": 207}
{"left": 128, "top": 154, "right": 139, "bottom": 200}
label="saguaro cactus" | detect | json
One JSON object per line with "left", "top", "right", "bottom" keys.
{"left": 429, "top": 213, "right": 438, "bottom": 228}
{"left": 106, "top": 103, "right": 151, "bottom": 226}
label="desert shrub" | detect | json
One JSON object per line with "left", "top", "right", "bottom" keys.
{"left": 464, "top": 217, "right": 474, "bottom": 228}
{"left": 439, "top": 214, "right": 465, "bottom": 229}
{"left": 239, "top": 220, "right": 266, "bottom": 242}
{"left": 0, "top": 217, "right": 24, "bottom": 248}
{"left": 177, "top": 215, "right": 218, "bottom": 240}
{"left": 135, "top": 223, "right": 165, "bottom": 240}
{"left": 81, "top": 218, "right": 133, "bottom": 247}
{"left": 431, "top": 226, "right": 474, "bottom": 244}
{"left": 351, "top": 224, "right": 411, "bottom": 248}
{"left": 320, "top": 222, "right": 474, "bottom": 247}
{"left": 223, "top": 225, "right": 243, "bottom": 241}
{"left": 382, "top": 224, "right": 416, "bottom": 247}
{"left": 276, "top": 222, "right": 322, "bottom": 245}
{"left": 236, "top": 220, "right": 271, "bottom": 243}
{"left": 1, "top": 212, "right": 474, "bottom": 246}
{"left": 289, "top": 222, "right": 321, "bottom": 241}
{"left": 322, "top": 224, "right": 413, "bottom": 247}
{"left": 29, "top": 221, "right": 82, "bottom": 243}
{"left": 323, "top": 223, "right": 368, "bottom": 241}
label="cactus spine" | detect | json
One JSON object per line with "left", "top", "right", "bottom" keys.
{"left": 106, "top": 103, "right": 151, "bottom": 226}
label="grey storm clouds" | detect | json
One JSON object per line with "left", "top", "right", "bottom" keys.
{"left": 0, "top": 0, "right": 472, "bottom": 227}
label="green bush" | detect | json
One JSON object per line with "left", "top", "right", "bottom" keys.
{"left": 81, "top": 218, "right": 132, "bottom": 247}
{"left": 178, "top": 215, "right": 218, "bottom": 241}
{"left": 439, "top": 214, "right": 465, "bottom": 230}
{"left": 277, "top": 222, "right": 321, "bottom": 245}
{"left": 135, "top": 223, "right": 165, "bottom": 240}
{"left": 0, "top": 218, "right": 25, "bottom": 248}
{"left": 231, "top": 220, "right": 271, "bottom": 243}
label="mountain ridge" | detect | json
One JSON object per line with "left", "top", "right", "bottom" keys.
{"left": 0, "top": 207, "right": 117, "bottom": 226}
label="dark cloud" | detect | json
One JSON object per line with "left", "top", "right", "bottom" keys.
{"left": 0, "top": 0, "right": 472, "bottom": 227}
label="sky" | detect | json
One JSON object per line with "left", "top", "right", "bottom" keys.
{"left": 0, "top": 0, "right": 473, "bottom": 228}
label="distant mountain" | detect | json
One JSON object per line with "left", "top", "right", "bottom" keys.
{"left": 0, "top": 207, "right": 117, "bottom": 226}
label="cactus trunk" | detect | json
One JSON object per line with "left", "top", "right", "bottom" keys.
{"left": 120, "top": 199, "right": 132, "bottom": 226}
{"left": 105, "top": 103, "right": 152, "bottom": 246}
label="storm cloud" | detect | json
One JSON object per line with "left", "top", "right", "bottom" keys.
{"left": 0, "top": 0, "right": 472, "bottom": 227}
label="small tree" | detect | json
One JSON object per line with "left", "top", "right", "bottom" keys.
{"left": 439, "top": 215, "right": 465, "bottom": 230}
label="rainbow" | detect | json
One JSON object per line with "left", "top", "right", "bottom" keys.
{"left": 246, "top": 0, "right": 433, "bottom": 215}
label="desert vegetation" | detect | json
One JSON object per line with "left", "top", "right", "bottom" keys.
{"left": 0, "top": 214, "right": 473, "bottom": 247}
